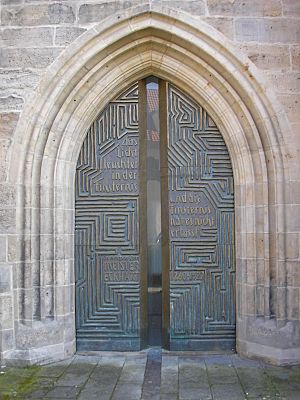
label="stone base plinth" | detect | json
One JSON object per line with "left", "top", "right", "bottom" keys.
{"left": 237, "top": 340, "right": 300, "bottom": 366}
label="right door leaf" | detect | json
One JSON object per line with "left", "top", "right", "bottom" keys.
{"left": 167, "top": 83, "right": 235, "bottom": 351}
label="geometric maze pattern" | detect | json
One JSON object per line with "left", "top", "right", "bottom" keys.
{"left": 75, "top": 84, "right": 140, "bottom": 349}
{"left": 167, "top": 84, "right": 235, "bottom": 348}
{"left": 75, "top": 79, "right": 235, "bottom": 351}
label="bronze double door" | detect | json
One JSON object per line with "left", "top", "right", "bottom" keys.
{"left": 75, "top": 77, "right": 235, "bottom": 351}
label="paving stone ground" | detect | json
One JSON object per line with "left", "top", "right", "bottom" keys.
{"left": 0, "top": 350, "right": 300, "bottom": 400}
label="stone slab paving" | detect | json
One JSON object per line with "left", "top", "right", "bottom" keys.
{"left": 0, "top": 350, "right": 299, "bottom": 399}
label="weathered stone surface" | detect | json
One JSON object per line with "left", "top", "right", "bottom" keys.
{"left": 282, "top": 0, "right": 300, "bottom": 17}
{"left": 0, "top": 329, "right": 14, "bottom": 351}
{"left": 0, "top": 208, "right": 16, "bottom": 234}
{"left": 0, "top": 139, "right": 10, "bottom": 182}
{"left": 0, "top": 295, "right": 13, "bottom": 329}
{"left": 237, "top": 44, "right": 290, "bottom": 70}
{"left": 290, "top": 181, "right": 300, "bottom": 204}
{"left": 0, "top": 265, "right": 11, "bottom": 293}
{"left": 36, "top": 359, "right": 72, "bottom": 378}
{"left": 178, "top": 359, "right": 210, "bottom": 399}
{"left": 118, "top": 359, "right": 146, "bottom": 384}
{"left": 201, "top": 17, "right": 234, "bottom": 39}
{"left": 112, "top": 382, "right": 142, "bottom": 400}
{"left": 0, "top": 27, "right": 54, "bottom": 48}
{"left": 142, "top": 351, "right": 161, "bottom": 399}
{"left": 0, "top": 236, "right": 6, "bottom": 263}
{"left": 77, "top": 0, "right": 202, "bottom": 25}
{"left": 1, "top": 342, "right": 300, "bottom": 397}
{"left": 24, "top": 0, "right": 70, "bottom": 2}
{"left": 0, "top": 47, "right": 63, "bottom": 68}
{"left": 78, "top": 357, "right": 124, "bottom": 400}
{"left": 55, "top": 27, "right": 87, "bottom": 46}
{"left": 208, "top": 0, "right": 282, "bottom": 17}
{"left": 23, "top": 0, "right": 71, "bottom": 1}
{"left": 287, "top": 287, "right": 299, "bottom": 319}
{"left": 54, "top": 286, "right": 67, "bottom": 315}
{"left": 229, "top": 371, "right": 276, "bottom": 399}
{"left": 0, "top": 69, "right": 41, "bottom": 93}
{"left": 266, "top": 72, "right": 300, "bottom": 93}
{"left": 78, "top": 383, "right": 115, "bottom": 400}
{"left": 7, "top": 235, "right": 30, "bottom": 263}
{"left": 235, "top": 18, "right": 300, "bottom": 43}
{"left": 1, "top": 3, "right": 75, "bottom": 26}
{"left": 15, "top": 321, "right": 65, "bottom": 349}
{"left": 211, "top": 384, "right": 245, "bottom": 400}
{"left": 286, "top": 204, "right": 300, "bottom": 231}
{"left": 291, "top": 46, "right": 300, "bottom": 70}
{"left": 207, "top": 365, "right": 239, "bottom": 384}
{"left": 161, "top": 356, "right": 178, "bottom": 395}
{"left": 161, "top": 1, "right": 206, "bottom": 16}
{"left": 13, "top": 262, "right": 34, "bottom": 290}
{"left": 1, "top": 0, "right": 23, "bottom": 4}
{"left": 42, "top": 385, "right": 81, "bottom": 398}
{"left": 0, "top": 95, "right": 24, "bottom": 111}
{"left": 278, "top": 94, "right": 300, "bottom": 123}
{"left": 287, "top": 260, "right": 300, "bottom": 286}
{"left": 0, "top": 112, "right": 19, "bottom": 139}
{"left": 78, "top": 1, "right": 140, "bottom": 24}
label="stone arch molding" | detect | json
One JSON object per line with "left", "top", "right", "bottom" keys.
{"left": 5, "top": 3, "right": 298, "bottom": 365}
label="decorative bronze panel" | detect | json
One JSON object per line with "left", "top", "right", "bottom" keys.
{"left": 75, "top": 79, "right": 235, "bottom": 351}
{"left": 167, "top": 84, "right": 235, "bottom": 350}
{"left": 75, "top": 84, "right": 141, "bottom": 351}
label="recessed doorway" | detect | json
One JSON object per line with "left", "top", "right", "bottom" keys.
{"left": 75, "top": 77, "right": 235, "bottom": 351}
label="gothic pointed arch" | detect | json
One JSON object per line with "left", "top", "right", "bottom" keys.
{"left": 5, "top": 3, "right": 298, "bottom": 365}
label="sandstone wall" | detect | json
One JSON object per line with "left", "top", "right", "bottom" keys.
{"left": 1, "top": 1, "right": 299, "bottom": 183}
{"left": 0, "top": 0, "right": 299, "bottom": 364}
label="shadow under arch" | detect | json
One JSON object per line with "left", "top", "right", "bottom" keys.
{"left": 6, "top": 3, "right": 296, "bottom": 365}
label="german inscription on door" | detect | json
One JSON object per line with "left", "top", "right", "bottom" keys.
{"left": 75, "top": 79, "right": 235, "bottom": 351}
{"left": 167, "top": 84, "right": 235, "bottom": 350}
{"left": 75, "top": 84, "right": 141, "bottom": 350}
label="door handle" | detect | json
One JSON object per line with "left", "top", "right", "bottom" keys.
{"left": 148, "top": 287, "right": 162, "bottom": 293}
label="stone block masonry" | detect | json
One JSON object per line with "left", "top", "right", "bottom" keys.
{"left": 0, "top": 0, "right": 299, "bottom": 366}
{"left": 1, "top": 3, "right": 76, "bottom": 26}
{"left": 0, "top": 0, "right": 298, "bottom": 115}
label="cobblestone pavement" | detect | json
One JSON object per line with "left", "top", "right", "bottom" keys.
{"left": 0, "top": 349, "right": 300, "bottom": 399}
